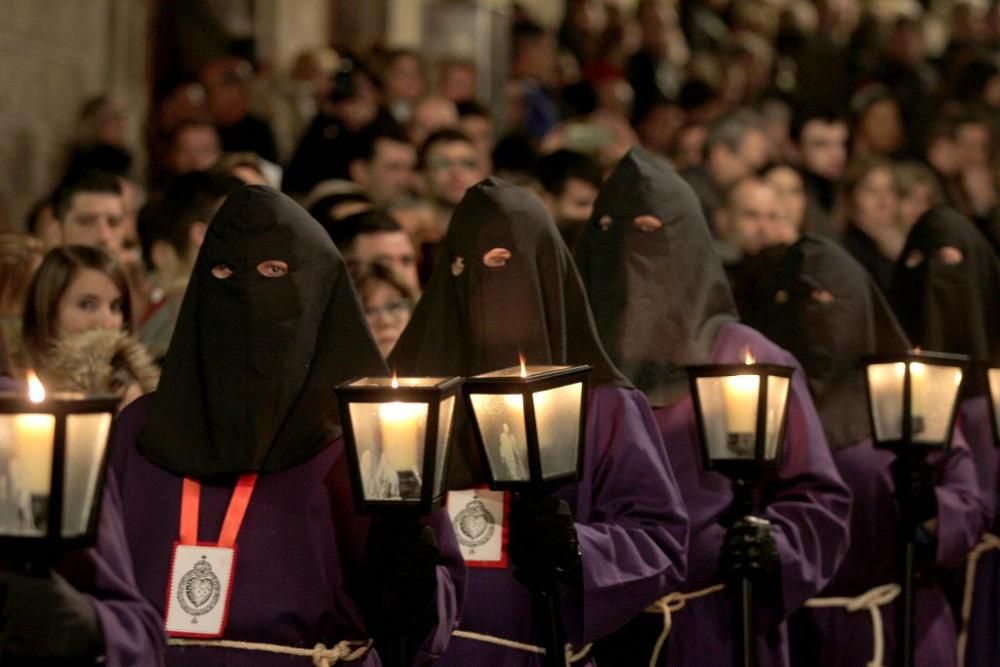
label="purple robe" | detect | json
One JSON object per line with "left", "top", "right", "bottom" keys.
{"left": 438, "top": 386, "right": 689, "bottom": 666}
{"left": 957, "top": 396, "right": 999, "bottom": 667}
{"left": 658, "top": 323, "right": 852, "bottom": 666}
{"left": 108, "top": 394, "right": 465, "bottom": 665}
{"left": 793, "top": 421, "right": 985, "bottom": 666}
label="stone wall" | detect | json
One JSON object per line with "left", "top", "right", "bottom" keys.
{"left": 0, "top": 0, "right": 147, "bottom": 231}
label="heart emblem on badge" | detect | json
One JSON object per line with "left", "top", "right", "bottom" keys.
{"left": 460, "top": 513, "right": 488, "bottom": 540}
{"left": 186, "top": 576, "right": 214, "bottom": 608}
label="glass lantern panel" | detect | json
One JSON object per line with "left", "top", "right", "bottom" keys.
{"left": 0, "top": 413, "right": 55, "bottom": 536}
{"left": 990, "top": 369, "right": 1000, "bottom": 442}
{"left": 62, "top": 413, "right": 112, "bottom": 538}
{"left": 695, "top": 375, "right": 760, "bottom": 460}
{"left": 349, "top": 401, "right": 428, "bottom": 502}
{"left": 433, "top": 396, "right": 456, "bottom": 497}
{"left": 910, "top": 363, "right": 963, "bottom": 444}
{"left": 867, "top": 363, "right": 905, "bottom": 441}
{"left": 534, "top": 382, "right": 583, "bottom": 480}
{"left": 469, "top": 393, "right": 530, "bottom": 482}
{"left": 763, "top": 376, "right": 790, "bottom": 461}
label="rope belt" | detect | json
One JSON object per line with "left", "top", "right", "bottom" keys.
{"left": 451, "top": 629, "right": 592, "bottom": 664}
{"left": 642, "top": 584, "right": 726, "bottom": 667}
{"left": 167, "top": 638, "right": 373, "bottom": 666}
{"left": 803, "top": 583, "right": 900, "bottom": 667}
{"left": 957, "top": 533, "right": 1000, "bottom": 666}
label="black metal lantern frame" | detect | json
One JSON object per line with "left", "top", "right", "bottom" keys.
{"left": 464, "top": 365, "right": 591, "bottom": 494}
{"left": 687, "top": 363, "right": 794, "bottom": 481}
{"left": 336, "top": 376, "right": 462, "bottom": 514}
{"left": 987, "top": 364, "right": 1000, "bottom": 449}
{"left": 864, "top": 351, "right": 968, "bottom": 453}
{"left": 0, "top": 392, "right": 118, "bottom": 556}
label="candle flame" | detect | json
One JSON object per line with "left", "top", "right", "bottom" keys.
{"left": 391, "top": 372, "right": 399, "bottom": 389}
{"left": 27, "top": 371, "right": 45, "bottom": 403}
{"left": 743, "top": 348, "right": 755, "bottom": 365}
{"left": 519, "top": 354, "right": 527, "bottom": 378}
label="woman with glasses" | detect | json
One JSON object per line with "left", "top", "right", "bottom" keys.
{"left": 357, "top": 261, "right": 418, "bottom": 359}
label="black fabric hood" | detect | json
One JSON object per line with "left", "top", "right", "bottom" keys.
{"left": 742, "top": 235, "right": 911, "bottom": 449}
{"left": 139, "top": 186, "right": 387, "bottom": 476}
{"left": 890, "top": 206, "right": 1000, "bottom": 372}
{"left": 389, "top": 176, "right": 628, "bottom": 386}
{"left": 388, "top": 177, "right": 630, "bottom": 488}
{"left": 574, "top": 147, "right": 738, "bottom": 406}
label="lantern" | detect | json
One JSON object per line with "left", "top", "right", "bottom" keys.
{"left": 0, "top": 374, "right": 117, "bottom": 555}
{"left": 464, "top": 361, "right": 590, "bottom": 493}
{"left": 336, "top": 376, "right": 462, "bottom": 513}
{"left": 687, "top": 354, "right": 794, "bottom": 480}
{"left": 865, "top": 351, "right": 968, "bottom": 452}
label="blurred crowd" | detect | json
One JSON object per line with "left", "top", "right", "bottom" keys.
{"left": 2, "top": 0, "right": 999, "bottom": 404}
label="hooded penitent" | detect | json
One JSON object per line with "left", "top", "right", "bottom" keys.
{"left": 890, "top": 206, "right": 1000, "bottom": 394}
{"left": 574, "top": 147, "right": 738, "bottom": 406}
{"left": 741, "top": 234, "right": 911, "bottom": 449}
{"left": 138, "top": 185, "right": 387, "bottom": 476}
{"left": 389, "top": 177, "right": 629, "bottom": 486}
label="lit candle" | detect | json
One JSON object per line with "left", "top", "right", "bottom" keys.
{"left": 13, "top": 373, "right": 54, "bottom": 503}
{"left": 722, "top": 350, "right": 760, "bottom": 455}
{"left": 378, "top": 376, "right": 427, "bottom": 473}
{"left": 909, "top": 361, "right": 925, "bottom": 435}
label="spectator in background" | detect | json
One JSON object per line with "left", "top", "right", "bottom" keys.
{"left": 138, "top": 172, "right": 242, "bottom": 358}
{"left": 25, "top": 198, "right": 62, "bottom": 251}
{"left": 434, "top": 58, "right": 478, "bottom": 104}
{"left": 356, "top": 262, "right": 418, "bottom": 359}
{"left": 380, "top": 49, "right": 427, "bottom": 126}
{"left": 167, "top": 119, "right": 222, "bottom": 175}
{"left": 418, "top": 128, "right": 488, "bottom": 244}
{"left": 633, "top": 95, "right": 685, "bottom": 158}
{"left": 850, "top": 85, "right": 906, "bottom": 159}
{"left": 715, "top": 175, "right": 785, "bottom": 264}
{"left": 52, "top": 171, "right": 127, "bottom": 258}
{"left": 763, "top": 163, "right": 809, "bottom": 243}
{"left": 408, "top": 96, "right": 459, "bottom": 148}
{"left": 895, "top": 161, "right": 943, "bottom": 230}
{"left": 347, "top": 124, "right": 417, "bottom": 206}
{"left": 838, "top": 157, "right": 907, "bottom": 294}
{"left": 283, "top": 55, "right": 388, "bottom": 197}
{"left": 791, "top": 104, "right": 849, "bottom": 235}
{"left": 457, "top": 101, "right": 496, "bottom": 174}
{"left": 327, "top": 209, "right": 420, "bottom": 292}
{"left": 22, "top": 245, "right": 157, "bottom": 408}
{"left": 627, "top": 0, "right": 687, "bottom": 113}
{"left": 304, "top": 181, "right": 374, "bottom": 230}
{"left": 509, "top": 20, "right": 561, "bottom": 142}
{"left": 682, "top": 109, "right": 771, "bottom": 231}
{"left": 63, "top": 95, "right": 134, "bottom": 184}
{"left": 215, "top": 151, "right": 271, "bottom": 186}
{"left": 534, "top": 149, "right": 602, "bottom": 247}
{"left": 671, "top": 122, "right": 708, "bottom": 171}
{"left": 199, "top": 54, "right": 278, "bottom": 163}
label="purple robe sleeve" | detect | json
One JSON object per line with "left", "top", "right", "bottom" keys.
{"left": 59, "top": 468, "right": 166, "bottom": 665}
{"left": 569, "top": 387, "right": 689, "bottom": 643}
{"left": 413, "top": 510, "right": 467, "bottom": 664}
{"left": 929, "top": 432, "right": 986, "bottom": 569}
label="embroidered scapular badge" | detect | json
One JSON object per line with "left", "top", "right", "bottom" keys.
{"left": 165, "top": 544, "right": 236, "bottom": 637}
{"left": 447, "top": 488, "right": 508, "bottom": 568}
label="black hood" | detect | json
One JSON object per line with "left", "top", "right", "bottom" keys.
{"left": 574, "top": 147, "right": 738, "bottom": 406}
{"left": 743, "top": 235, "right": 911, "bottom": 449}
{"left": 389, "top": 177, "right": 629, "bottom": 488}
{"left": 890, "top": 206, "right": 1000, "bottom": 394}
{"left": 139, "top": 186, "right": 387, "bottom": 476}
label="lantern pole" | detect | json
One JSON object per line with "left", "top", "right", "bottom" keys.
{"left": 728, "top": 476, "right": 757, "bottom": 667}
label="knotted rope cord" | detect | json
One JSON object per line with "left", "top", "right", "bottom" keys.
{"left": 956, "top": 533, "right": 1000, "bottom": 666}
{"left": 167, "top": 638, "right": 372, "bottom": 666}
{"left": 803, "top": 583, "right": 901, "bottom": 667}
{"left": 451, "top": 629, "right": 592, "bottom": 664}
{"left": 642, "top": 584, "right": 726, "bottom": 667}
